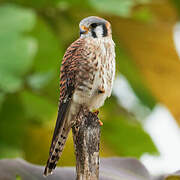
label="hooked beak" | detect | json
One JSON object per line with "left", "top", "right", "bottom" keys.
{"left": 80, "top": 25, "right": 89, "bottom": 35}
{"left": 80, "top": 29, "right": 87, "bottom": 35}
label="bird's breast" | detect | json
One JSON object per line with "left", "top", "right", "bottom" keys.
{"left": 73, "top": 37, "right": 115, "bottom": 110}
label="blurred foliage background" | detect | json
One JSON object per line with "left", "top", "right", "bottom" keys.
{"left": 0, "top": 0, "right": 180, "bottom": 167}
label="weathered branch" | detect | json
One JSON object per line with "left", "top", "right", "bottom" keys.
{"left": 72, "top": 106, "right": 100, "bottom": 180}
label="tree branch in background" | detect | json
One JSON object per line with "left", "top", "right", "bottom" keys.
{"left": 72, "top": 107, "right": 100, "bottom": 180}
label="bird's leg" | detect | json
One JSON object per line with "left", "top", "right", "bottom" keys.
{"left": 93, "top": 110, "right": 103, "bottom": 126}
{"left": 98, "top": 120, "right": 103, "bottom": 126}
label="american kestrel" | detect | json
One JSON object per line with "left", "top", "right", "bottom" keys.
{"left": 44, "top": 16, "right": 115, "bottom": 176}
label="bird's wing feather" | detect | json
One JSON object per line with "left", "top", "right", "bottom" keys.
{"left": 44, "top": 38, "right": 85, "bottom": 176}
{"left": 50, "top": 38, "right": 85, "bottom": 149}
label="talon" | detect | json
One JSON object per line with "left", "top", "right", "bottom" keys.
{"left": 98, "top": 120, "right": 103, "bottom": 126}
{"left": 93, "top": 110, "right": 99, "bottom": 116}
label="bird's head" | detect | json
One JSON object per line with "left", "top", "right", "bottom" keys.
{"left": 79, "top": 16, "right": 112, "bottom": 38}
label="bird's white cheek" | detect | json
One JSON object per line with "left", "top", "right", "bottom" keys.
{"left": 94, "top": 26, "right": 103, "bottom": 38}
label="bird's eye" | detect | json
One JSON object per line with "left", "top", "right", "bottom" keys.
{"left": 91, "top": 23, "right": 98, "bottom": 28}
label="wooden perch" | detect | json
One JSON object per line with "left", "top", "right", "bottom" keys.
{"left": 72, "top": 106, "right": 100, "bottom": 180}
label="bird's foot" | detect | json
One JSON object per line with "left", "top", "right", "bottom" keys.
{"left": 98, "top": 120, "right": 103, "bottom": 126}
{"left": 93, "top": 110, "right": 103, "bottom": 126}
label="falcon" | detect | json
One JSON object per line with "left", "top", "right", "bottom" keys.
{"left": 44, "top": 16, "right": 116, "bottom": 176}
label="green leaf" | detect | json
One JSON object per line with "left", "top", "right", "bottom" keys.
{"left": 115, "top": 45, "right": 156, "bottom": 109}
{"left": 90, "top": 0, "right": 135, "bottom": 17}
{"left": 103, "top": 116, "right": 158, "bottom": 157}
{"left": 16, "top": 175, "right": 22, "bottom": 180}
{"left": 0, "top": 144, "right": 23, "bottom": 159}
{"left": 165, "top": 175, "right": 180, "bottom": 180}
{"left": 30, "top": 17, "right": 63, "bottom": 101}
{"left": 2, "top": 0, "right": 62, "bottom": 8}
{"left": 90, "top": 0, "right": 151, "bottom": 17}
{"left": 171, "top": 0, "right": 180, "bottom": 17}
{"left": 0, "top": 4, "right": 35, "bottom": 33}
{"left": 102, "top": 96, "right": 158, "bottom": 158}
{"left": 27, "top": 71, "right": 55, "bottom": 90}
{"left": 0, "top": 94, "right": 26, "bottom": 151}
{"left": 0, "top": 4, "right": 37, "bottom": 93}
{"left": 20, "top": 90, "right": 57, "bottom": 122}
{"left": 132, "top": 7, "right": 154, "bottom": 23}
{"left": 0, "top": 92, "right": 5, "bottom": 109}
{"left": 31, "top": 17, "right": 62, "bottom": 72}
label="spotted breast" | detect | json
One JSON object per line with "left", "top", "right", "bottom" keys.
{"left": 72, "top": 36, "right": 115, "bottom": 111}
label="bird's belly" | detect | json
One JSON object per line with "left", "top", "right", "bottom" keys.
{"left": 88, "top": 92, "right": 108, "bottom": 110}
{"left": 72, "top": 89, "right": 108, "bottom": 110}
{"left": 88, "top": 72, "right": 111, "bottom": 110}
{"left": 72, "top": 72, "right": 112, "bottom": 111}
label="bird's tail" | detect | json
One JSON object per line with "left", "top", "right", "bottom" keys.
{"left": 44, "top": 125, "right": 71, "bottom": 176}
